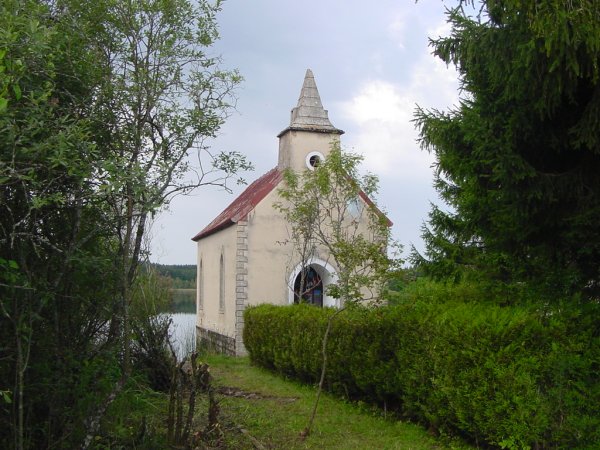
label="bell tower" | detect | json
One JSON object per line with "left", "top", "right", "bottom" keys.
{"left": 277, "top": 69, "right": 344, "bottom": 172}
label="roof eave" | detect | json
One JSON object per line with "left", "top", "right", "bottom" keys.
{"left": 358, "top": 190, "right": 393, "bottom": 227}
{"left": 191, "top": 218, "right": 237, "bottom": 242}
{"left": 277, "top": 125, "right": 345, "bottom": 138}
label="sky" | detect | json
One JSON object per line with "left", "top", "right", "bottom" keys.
{"left": 149, "top": 0, "right": 462, "bottom": 265}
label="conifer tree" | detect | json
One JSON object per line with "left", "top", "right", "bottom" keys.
{"left": 413, "top": 0, "right": 600, "bottom": 298}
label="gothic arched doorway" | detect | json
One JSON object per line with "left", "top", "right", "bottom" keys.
{"left": 293, "top": 266, "right": 323, "bottom": 307}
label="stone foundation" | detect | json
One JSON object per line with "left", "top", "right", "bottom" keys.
{"left": 196, "top": 326, "right": 236, "bottom": 356}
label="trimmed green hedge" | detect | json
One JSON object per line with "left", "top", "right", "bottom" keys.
{"left": 243, "top": 301, "right": 600, "bottom": 449}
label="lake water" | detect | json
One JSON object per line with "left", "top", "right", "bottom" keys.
{"left": 169, "top": 289, "right": 196, "bottom": 359}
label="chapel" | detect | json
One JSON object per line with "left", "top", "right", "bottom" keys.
{"left": 192, "top": 69, "right": 382, "bottom": 355}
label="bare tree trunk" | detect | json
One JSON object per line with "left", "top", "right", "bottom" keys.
{"left": 183, "top": 353, "right": 198, "bottom": 442}
{"left": 207, "top": 386, "right": 219, "bottom": 434}
{"left": 121, "top": 281, "right": 131, "bottom": 379}
{"left": 167, "top": 359, "right": 186, "bottom": 445}
{"left": 81, "top": 379, "right": 124, "bottom": 450}
{"left": 175, "top": 362, "right": 184, "bottom": 443}
{"left": 167, "top": 364, "right": 177, "bottom": 442}
{"left": 15, "top": 324, "right": 24, "bottom": 450}
{"left": 11, "top": 293, "right": 33, "bottom": 450}
{"left": 301, "top": 307, "right": 345, "bottom": 438}
{"left": 119, "top": 189, "right": 135, "bottom": 379}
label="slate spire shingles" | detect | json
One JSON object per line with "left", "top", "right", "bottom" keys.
{"left": 279, "top": 69, "right": 344, "bottom": 136}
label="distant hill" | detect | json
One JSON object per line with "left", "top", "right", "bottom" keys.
{"left": 152, "top": 263, "right": 196, "bottom": 289}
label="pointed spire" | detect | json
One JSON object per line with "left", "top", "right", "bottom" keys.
{"left": 280, "top": 69, "right": 343, "bottom": 135}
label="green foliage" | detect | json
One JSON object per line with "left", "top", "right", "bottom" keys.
{"left": 388, "top": 276, "right": 543, "bottom": 308}
{"left": 80, "top": 0, "right": 252, "bottom": 225}
{"left": 0, "top": 0, "right": 243, "bottom": 447}
{"left": 0, "top": 1, "right": 121, "bottom": 447}
{"left": 152, "top": 263, "right": 196, "bottom": 289}
{"left": 200, "top": 354, "right": 458, "bottom": 449}
{"left": 131, "top": 266, "right": 173, "bottom": 318}
{"left": 413, "top": 1, "right": 600, "bottom": 298}
{"left": 244, "top": 298, "right": 600, "bottom": 449}
{"left": 130, "top": 267, "right": 175, "bottom": 392}
{"left": 96, "top": 381, "right": 169, "bottom": 449}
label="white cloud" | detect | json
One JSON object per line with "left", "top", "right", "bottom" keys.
{"left": 340, "top": 80, "right": 423, "bottom": 176}
{"left": 338, "top": 24, "right": 460, "bottom": 180}
{"left": 150, "top": 1, "right": 463, "bottom": 263}
{"left": 388, "top": 15, "right": 406, "bottom": 50}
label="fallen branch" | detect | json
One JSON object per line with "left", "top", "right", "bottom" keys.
{"left": 236, "top": 425, "right": 266, "bottom": 450}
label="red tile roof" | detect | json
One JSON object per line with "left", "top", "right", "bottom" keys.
{"left": 191, "top": 166, "right": 392, "bottom": 242}
{"left": 191, "top": 167, "right": 283, "bottom": 241}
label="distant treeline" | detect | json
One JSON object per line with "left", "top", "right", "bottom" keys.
{"left": 152, "top": 263, "right": 196, "bottom": 289}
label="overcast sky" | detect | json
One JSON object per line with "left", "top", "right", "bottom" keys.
{"left": 149, "top": 0, "right": 461, "bottom": 265}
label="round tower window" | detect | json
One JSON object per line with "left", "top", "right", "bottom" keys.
{"left": 306, "top": 151, "right": 324, "bottom": 170}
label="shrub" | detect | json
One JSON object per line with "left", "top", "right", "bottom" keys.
{"left": 130, "top": 267, "right": 176, "bottom": 391}
{"left": 244, "top": 298, "right": 600, "bottom": 449}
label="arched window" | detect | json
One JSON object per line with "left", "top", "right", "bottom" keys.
{"left": 198, "top": 259, "right": 203, "bottom": 310}
{"left": 288, "top": 258, "right": 338, "bottom": 308}
{"left": 293, "top": 266, "right": 324, "bottom": 307}
{"left": 219, "top": 253, "right": 225, "bottom": 312}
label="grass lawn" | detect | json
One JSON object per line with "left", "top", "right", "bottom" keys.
{"left": 200, "top": 354, "right": 471, "bottom": 450}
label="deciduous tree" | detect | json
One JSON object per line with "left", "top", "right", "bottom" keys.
{"left": 0, "top": 1, "right": 119, "bottom": 447}
{"left": 277, "top": 144, "right": 397, "bottom": 306}
{"left": 276, "top": 143, "right": 399, "bottom": 436}
{"left": 63, "top": 0, "right": 252, "bottom": 380}
{"left": 0, "top": 0, "right": 249, "bottom": 447}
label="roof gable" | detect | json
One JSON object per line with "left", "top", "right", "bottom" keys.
{"left": 192, "top": 168, "right": 283, "bottom": 241}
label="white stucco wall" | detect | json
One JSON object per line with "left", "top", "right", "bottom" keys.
{"left": 278, "top": 130, "right": 340, "bottom": 172}
{"left": 245, "top": 187, "right": 292, "bottom": 307}
{"left": 196, "top": 224, "right": 237, "bottom": 339}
